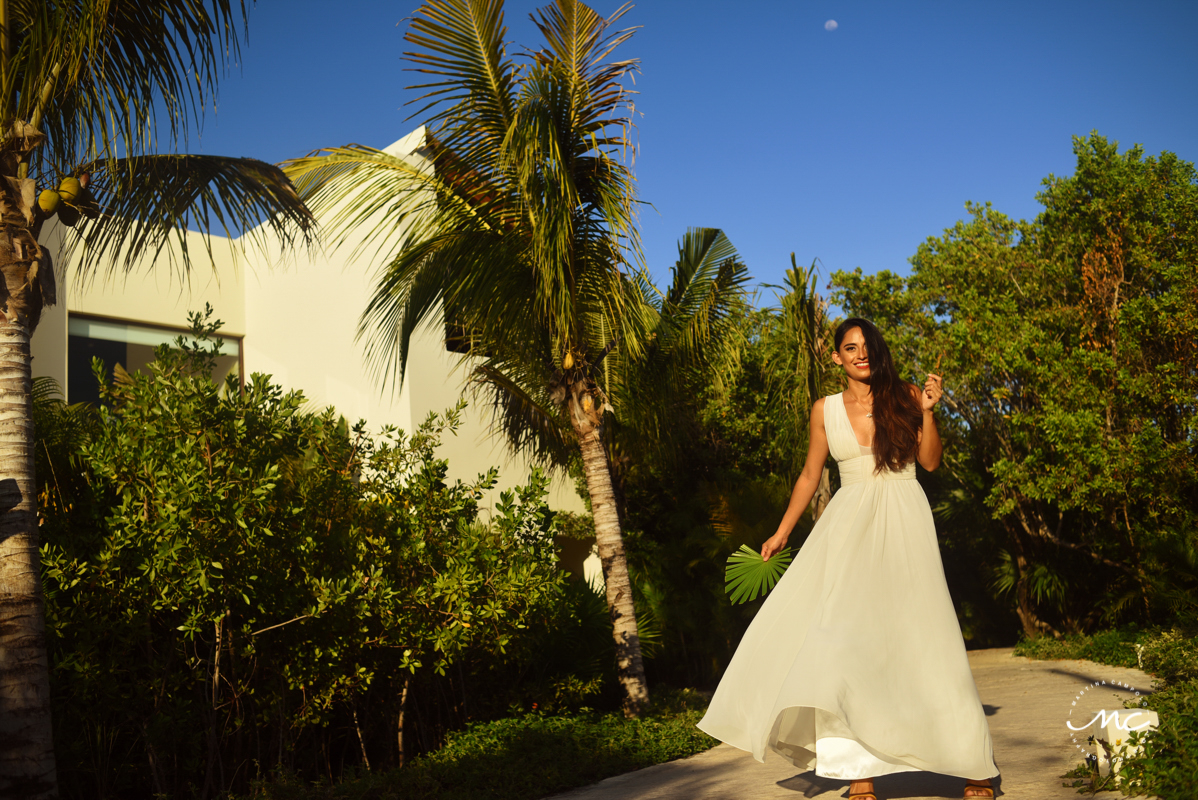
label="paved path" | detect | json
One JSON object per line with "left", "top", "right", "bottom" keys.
{"left": 549, "top": 647, "right": 1163, "bottom": 800}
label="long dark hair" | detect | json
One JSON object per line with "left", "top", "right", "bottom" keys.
{"left": 834, "top": 318, "right": 923, "bottom": 472}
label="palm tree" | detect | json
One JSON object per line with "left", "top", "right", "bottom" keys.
{"left": 610, "top": 228, "right": 751, "bottom": 473}
{"left": 766, "top": 256, "right": 838, "bottom": 517}
{"left": 282, "top": 0, "right": 663, "bottom": 715}
{"left": 0, "top": 3, "right": 313, "bottom": 795}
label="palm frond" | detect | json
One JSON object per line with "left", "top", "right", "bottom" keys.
{"left": 666, "top": 228, "right": 737, "bottom": 306}
{"left": 528, "top": 0, "right": 640, "bottom": 161}
{"left": 725, "top": 544, "right": 793, "bottom": 604}
{"left": 501, "top": 64, "right": 638, "bottom": 355}
{"left": 6, "top": 1, "right": 249, "bottom": 183}
{"left": 468, "top": 360, "right": 575, "bottom": 469}
{"left": 608, "top": 227, "right": 749, "bottom": 468}
{"left": 761, "top": 254, "right": 838, "bottom": 481}
{"left": 283, "top": 140, "right": 485, "bottom": 265}
{"left": 62, "top": 154, "right": 314, "bottom": 278}
{"left": 355, "top": 245, "right": 449, "bottom": 394}
{"left": 659, "top": 228, "right": 750, "bottom": 368}
{"left": 403, "top": 0, "right": 517, "bottom": 173}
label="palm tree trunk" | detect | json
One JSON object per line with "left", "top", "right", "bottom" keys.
{"left": 572, "top": 397, "right": 648, "bottom": 717}
{"left": 0, "top": 315, "right": 58, "bottom": 799}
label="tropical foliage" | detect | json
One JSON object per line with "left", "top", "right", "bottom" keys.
{"left": 724, "top": 545, "right": 793, "bottom": 604}
{"left": 830, "top": 132, "right": 1198, "bottom": 640}
{"left": 0, "top": 4, "right": 313, "bottom": 795}
{"left": 282, "top": 0, "right": 755, "bottom": 718}
{"left": 41, "top": 314, "right": 567, "bottom": 798}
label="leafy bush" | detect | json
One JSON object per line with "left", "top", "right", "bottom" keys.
{"left": 249, "top": 689, "right": 716, "bottom": 800}
{"left": 1013, "top": 626, "right": 1144, "bottom": 668}
{"left": 1136, "top": 628, "right": 1198, "bottom": 685}
{"left": 1115, "top": 678, "right": 1198, "bottom": 799}
{"left": 1014, "top": 624, "right": 1198, "bottom": 683}
{"left": 41, "top": 309, "right": 569, "bottom": 799}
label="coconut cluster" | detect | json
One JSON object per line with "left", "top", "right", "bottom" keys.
{"left": 37, "top": 174, "right": 90, "bottom": 227}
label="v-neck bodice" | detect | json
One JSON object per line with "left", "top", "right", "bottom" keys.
{"left": 824, "top": 393, "right": 916, "bottom": 481}
{"left": 823, "top": 393, "right": 873, "bottom": 463}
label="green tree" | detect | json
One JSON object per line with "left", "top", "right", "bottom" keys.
{"left": 282, "top": 0, "right": 657, "bottom": 715}
{"left": 41, "top": 311, "right": 565, "bottom": 796}
{"left": 0, "top": 3, "right": 313, "bottom": 794}
{"left": 832, "top": 133, "right": 1198, "bottom": 639}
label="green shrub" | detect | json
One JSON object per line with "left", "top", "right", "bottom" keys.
{"left": 1114, "top": 678, "right": 1198, "bottom": 799}
{"left": 41, "top": 309, "right": 569, "bottom": 798}
{"left": 249, "top": 689, "right": 717, "bottom": 800}
{"left": 1013, "top": 626, "right": 1144, "bottom": 669}
{"left": 1136, "top": 628, "right": 1198, "bottom": 685}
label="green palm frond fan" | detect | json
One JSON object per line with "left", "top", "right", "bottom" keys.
{"left": 725, "top": 545, "right": 793, "bottom": 604}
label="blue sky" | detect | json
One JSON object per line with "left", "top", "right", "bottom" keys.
{"left": 190, "top": 1, "right": 1198, "bottom": 304}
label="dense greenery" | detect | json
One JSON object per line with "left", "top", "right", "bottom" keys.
{"left": 40, "top": 312, "right": 574, "bottom": 798}
{"left": 249, "top": 690, "right": 715, "bottom": 800}
{"left": 830, "top": 132, "right": 1198, "bottom": 642}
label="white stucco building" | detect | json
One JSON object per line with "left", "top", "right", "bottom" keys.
{"left": 31, "top": 127, "right": 599, "bottom": 584}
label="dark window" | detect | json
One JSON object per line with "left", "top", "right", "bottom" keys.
{"left": 66, "top": 315, "right": 241, "bottom": 405}
{"left": 445, "top": 323, "right": 473, "bottom": 354}
{"left": 67, "top": 336, "right": 125, "bottom": 406}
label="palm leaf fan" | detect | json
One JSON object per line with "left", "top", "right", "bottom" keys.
{"left": 725, "top": 544, "right": 793, "bottom": 604}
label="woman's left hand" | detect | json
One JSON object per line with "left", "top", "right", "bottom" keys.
{"left": 922, "top": 373, "right": 943, "bottom": 411}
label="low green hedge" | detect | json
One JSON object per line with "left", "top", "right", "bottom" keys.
{"left": 248, "top": 689, "right": 718, "bottom": 800}
{"left": 1013, "top": 626, "right": 1144, "bottom": 669}
{"left": 1015, "top": 624, "right": 1198, "bottom": 798}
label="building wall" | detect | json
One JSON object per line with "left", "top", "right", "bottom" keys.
{"left": 31, "top": 223, "right": 246, "bottom": 398}
{"left": 30, "top": 126, "right": 591, "bottom": 553}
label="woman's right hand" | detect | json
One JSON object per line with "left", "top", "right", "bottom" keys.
{"left": 761, "top": 532, "right": 788, "bottom": 562}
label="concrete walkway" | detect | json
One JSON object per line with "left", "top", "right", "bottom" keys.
{"left": 548, "top": 647, "right": 1164, "bottom": 800}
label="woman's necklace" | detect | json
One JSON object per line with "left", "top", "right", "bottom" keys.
{"left": 850, "top": 392, "right": 874, "bottom": 418}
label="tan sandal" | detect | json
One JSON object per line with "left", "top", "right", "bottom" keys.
{"left": 963, "top": 779, "right": 995, "bottom": 798}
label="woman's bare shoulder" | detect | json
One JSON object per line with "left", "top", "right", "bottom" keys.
{"left": 810, "top": 396, "right": 827, "bottom": 424}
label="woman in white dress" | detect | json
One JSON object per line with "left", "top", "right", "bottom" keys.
{"left": 696, "top": 318, "right": 999, "bottom": 800}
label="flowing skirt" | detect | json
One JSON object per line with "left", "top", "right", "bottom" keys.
{"left": 696, "top": 459, "right": 998, "bottom": 780}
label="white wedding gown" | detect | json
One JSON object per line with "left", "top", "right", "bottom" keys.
{"left": 697, "top": 392, "right": 999, "bottom": 780}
